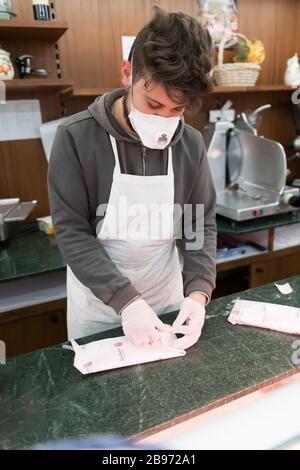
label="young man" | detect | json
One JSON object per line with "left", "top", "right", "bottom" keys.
{"left": 48, "top": 7, "right": 217, "bottom": 350}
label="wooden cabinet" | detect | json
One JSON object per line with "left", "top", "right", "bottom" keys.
{"left": 217, "top": 242, "right": 300, "bottom": 293}
{"left": 0, "top": 299, "right": 67, "bottom": 358}
{"left": 0, "top": 269, "right": 67, "bottom": 358}
{"left": 250, "top": 250, "right": 300, "bottom": 288}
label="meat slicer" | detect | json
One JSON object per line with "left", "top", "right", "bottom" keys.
{"left": 203, "top": 105, "right": 300, "bottom": 222}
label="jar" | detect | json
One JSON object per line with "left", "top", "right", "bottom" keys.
{"left": 0, "top": 46, "right": 14, "bottom": 80}
{"left": 0, "top": 0, "right": 16, "bottom": 20}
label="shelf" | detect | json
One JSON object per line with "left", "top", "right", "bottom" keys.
{"left": 4, "top": 79, "right": 74, "bottom": 91}
{"left": 60, "top": 87, "right": 113, "bottom": 99}
{"left": 211, "top": 84, "right": 299, "bottom": 94}
{"left": 217, "top": 211, "right": 300, "bottom": 235}
{"left": 0, "top": 20, "right": 68, "bottom": 41}
{"left": 59, "top": 84, "right": 300, "bottom": 100}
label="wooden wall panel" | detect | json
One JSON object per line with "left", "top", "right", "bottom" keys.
{"left": 296, "top": 0, "right": 300, "bottom": 51}
{"left": 238, "top": 0, "right": 298, "bottom": 85}
{"left": 54, "top": 0, "right": 198, "bottom": 89}
{"left": 238, "top": 0, "right": 277, "bottom": 85}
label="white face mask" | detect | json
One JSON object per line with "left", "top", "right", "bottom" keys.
{"left": 129, "top": 106, "right": 181, "bottom": 149}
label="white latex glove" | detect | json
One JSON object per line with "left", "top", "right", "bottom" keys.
{"left": 171, "top": 297, "right": 206, "bottom": 350}
{"left": 121, "top": 299, "right": 169, "bottom": 347}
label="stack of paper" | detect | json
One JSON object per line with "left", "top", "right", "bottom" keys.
{"left": 228, "top": 299, "right": 300, "bottom": 335}
{"left": 71, "top": 331, "right": 185, "bottom": 375}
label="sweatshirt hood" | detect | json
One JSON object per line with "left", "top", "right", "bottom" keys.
{"left": 88, "top": 88, "right": 185, "bottom": 147}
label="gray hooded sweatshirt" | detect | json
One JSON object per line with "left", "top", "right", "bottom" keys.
{"left": 48, "top": 88, "right": 217, "bottom": 314}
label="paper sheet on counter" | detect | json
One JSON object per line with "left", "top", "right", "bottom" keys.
{"left": 71, "top": 332, "right": 186, "bottom": 375}
{"left": 228, "top": 299, "right": 300, "bottom": 335}
{"left": 0, "top": 100, "right": 42, "bottom": 141}
{"left": 274, "top": 282, "right": 293, "bottom": 295}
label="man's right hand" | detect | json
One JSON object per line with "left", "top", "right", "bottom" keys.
{"left": 121, "top": 299, "right": 169, "bottom": 347}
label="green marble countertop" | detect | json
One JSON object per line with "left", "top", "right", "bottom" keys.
{"left": 1, "top": 275, "right": 300, "bottom": 450}
{"left": 217, "top": 210, "right": 300, "bottom": 235}
{"left": 0, "top": 222, "right": 66, "bottom": 283}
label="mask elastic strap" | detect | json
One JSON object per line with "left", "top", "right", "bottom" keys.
{"left": 130, "top": 56, "right": 134, "bottom": 109}
{"left": 122, "top": 94, "right": 135, "bottom": 133}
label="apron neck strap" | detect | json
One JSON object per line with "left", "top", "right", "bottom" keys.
{"left": 109, "top": 135, "right": 121, "bottom": 173}
{"left": 167, "top": 146, "right": 173, "bottom": 175}
{"left": 109, "top": 134, "right": 173, "bottom": 176}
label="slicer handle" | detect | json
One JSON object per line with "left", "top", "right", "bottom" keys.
{"left": 288, "top": 195, "right": 300, "bottom": 207}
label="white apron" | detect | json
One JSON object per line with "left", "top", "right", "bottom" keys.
{"left": 67, "top": 135, "right": 184, "bottom": 339}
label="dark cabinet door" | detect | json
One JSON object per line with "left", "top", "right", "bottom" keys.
{"left": 0, "top": 299, "right": 67, "bottom": 358}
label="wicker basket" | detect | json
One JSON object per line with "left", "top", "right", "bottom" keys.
{"left": 213, "top": 33, "right": 261, "bottom": 87}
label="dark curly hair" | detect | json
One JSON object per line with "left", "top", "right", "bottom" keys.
{"left": 128, "top": 6, "right": 213, "bottom": 110}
